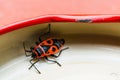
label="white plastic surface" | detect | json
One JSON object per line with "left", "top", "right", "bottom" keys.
{"left": 1, "top": 44, "right": 120, "bottom": 80}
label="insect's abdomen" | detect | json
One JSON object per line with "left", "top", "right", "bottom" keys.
{"left": 37, "top": 38, "right": 64, "bottom": 58}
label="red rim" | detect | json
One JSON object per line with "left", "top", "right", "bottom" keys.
{"left": 0, "top": 15, "right": 120, "bottom": 35}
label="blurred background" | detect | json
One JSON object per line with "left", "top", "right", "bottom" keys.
{"left": 0, "top": 0, "right": 120, "bottom": 27}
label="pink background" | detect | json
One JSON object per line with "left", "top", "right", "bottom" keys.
{"left": 0, "top": 0, "right": 120, "bottom": 27}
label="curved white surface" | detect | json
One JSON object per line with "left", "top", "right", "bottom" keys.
{"left": 1, "top": 44, "right": 120, "bottom": 80}
{"left": 1, "top": 23, "right": 120, "bottom": 80}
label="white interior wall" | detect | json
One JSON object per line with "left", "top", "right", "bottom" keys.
{"left": 1, "top": 23, "right": 120, "bottom": 80}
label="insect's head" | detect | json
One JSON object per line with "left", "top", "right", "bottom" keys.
{"left": 58, "top": 39, "right": 65, "bottom": 45}
{"left": 31, "top": 52, "right": 36, "bottom": 58}
{"left": 30, "top": 47, "right": 36, "bottom": 58}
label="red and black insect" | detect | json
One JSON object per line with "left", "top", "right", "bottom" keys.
{"left": 23, "top": 24, "right": 69, "bottom": 74}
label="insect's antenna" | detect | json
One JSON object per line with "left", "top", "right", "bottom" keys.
{"left": 23, "top": 42, "right": 27, "bottom": 55}
{"left": 23, "top": 42, "right": 31, "bottom": 57}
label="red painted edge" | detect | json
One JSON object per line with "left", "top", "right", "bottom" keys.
{"left": 0, "top": 15, "right": 120, "bottom": 35}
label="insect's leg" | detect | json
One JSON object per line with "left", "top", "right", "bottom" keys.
{"left": 35, "top": 41, "right": 39, "bottom": 45}
{"left": 39, "top": 24, "right": 51, "bottom": 42}
{"left": 39, "top": 23, "right": 51, "bottom": 37}
{"left": 23, "top": 42, "right": 32, "bottom": 57}
{"left": 51, "top": 47, "right": 69, "bottom": 58}
{"left": 29, "top": 59, "right": 41, "bottom": 74}
{"left": 44, "top": 23, "right": 51, "bottom": 35}
{"left": 47, "top": 23, "right": 51, "bottom": 34}
{"left": 45, "top": 56, "right": 61, "bottom": 67}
